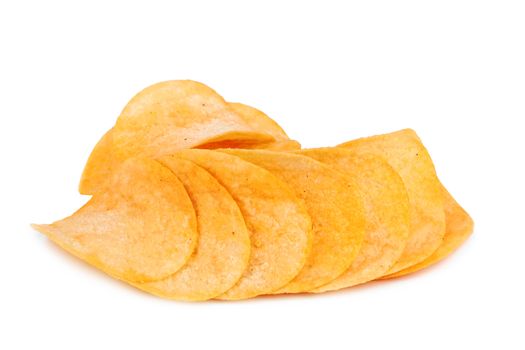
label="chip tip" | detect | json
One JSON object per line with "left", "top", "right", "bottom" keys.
{"left": 398, "top": 128, "right": 417, "bottom": 135}
{"left": 30, "top": 223, "right": 48, "bottom": 234}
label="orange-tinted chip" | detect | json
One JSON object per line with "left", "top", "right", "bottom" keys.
{"left": 135, "top": 158, "right": 251, "bottom": 300}
{"left": 173, "top": 149, "right": 312, "bottom": 300}
{"left": 228, "top": 102, "right": 290, "bottom": 141}
{"left": 78, "top": 128, "right": 116, "bottom": 195}
{"left": 197, "top": 102, "right": 301, "bottom": 151}
{"left": 223, "top": 103, "right": 300, "bottom": 151}
{"left": 79, "top": 129, "right": 278, "bottom": 196}
{"left": 79, "top": 82, "right": 275, "bottom": 195}
{"left": 112, "top": 81, "right": 273, "bottom": 159}
{"left": 383, "top": 185, "right": 473, "bottom": 278}
{"left": 339, "top": 129, "right": 446, "bottom": 274}
{"left": 33, "top": 157, "right": 197, "bottom": 283}
{"left": 296, "top": 148, "right": 410, "bottom": 291}
{"left": 222, "top": 149, "right": 365, "bottom": 293}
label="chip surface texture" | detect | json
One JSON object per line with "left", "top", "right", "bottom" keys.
{"left": 173, "top": 149, "right": 313, "bottom": 299}
{"left": 135, "top": 157, "right": 251, "bottom": 300}
{"left": 34, "top": 157, "right": 198, "bottom": 283}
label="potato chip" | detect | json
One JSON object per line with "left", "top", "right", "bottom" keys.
{"left": 222, "top": 149, "right": 365, "bottom": 293}
{"left": 112, "top": 80, "right": 274, "bottom": 159}
{"left": 46, "top": 77, "right": 473, "bottom": 300}
{"left": 78, "top": 97, "right": 286, "bottom": 195}
{"left": 383, "top": 185, "right": 473, "bottom": 278}
{"left": 339, "top": 129, "right": 446, "bottom": 274}
{"left": 228, "top": 102, "right": 290, "bottom": 141}
{"left": 296, "top": 148, "right": 410, "bottom": 292}
{"left": 173, "top": 149, "right": 312, "bottom": 300}
{"left": 219, "top": 103, "right": 300, "bottom": 151}
{"left": 78, "top": 132, "right": 274, "bottom": 196}
{"left": 33, "top": 157, "right": 197, "bottom": 283}
{"left": 135, "top": 158, "right": 251, "bottom": 300}
{"left": 78, "top": 128, "right": 117, "bottom": 195}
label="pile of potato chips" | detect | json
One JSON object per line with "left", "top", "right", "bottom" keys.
{"left": 33, "top": 80, "right": 473, "bottom": 301}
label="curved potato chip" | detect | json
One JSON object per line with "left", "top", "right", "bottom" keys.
{"left": 79, "top": 97, "right": 282, "bottom": 195}
{"left": 383, "top": 186, "right": 473, "bottom": 278}
{"left": 220, "top": 103, "right": 300, "bottom": 151}
{"left": 203, "top": 103, "right": 300, "bottom": 150}
{"left": 173, "top": 149, "right": 312, "bottom": 300}
{"left": 222, "top": 149, "right": 365, "bottom": 293}
{"left": 80, "top": 129, "right": 279, "bottom": 196}
{"left": 33, "top": 157, "right": 197, "bottom": 283}
{"left": 78, "top": 134, "right": 298, "bottom": 196}
{"left": 228, "top": 102, "right": 290, "bottom": 141}
{"left": 113, "top": 80, "right": 273, "bottom": 159}
{"left": 78, "top": 128, "right": 117, "bottom": 195}
{"left": 339, "top": 129, "right": 446, "bottom": 273}
{"left": 296, "top": 148, "right": 410, "bottom": 291}
{"left": 135, "top": 158, "right": 251, "bottom": 300}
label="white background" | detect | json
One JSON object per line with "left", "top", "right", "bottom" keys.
{"left": 1, "top": 1, "right": 524, "bottom": 349}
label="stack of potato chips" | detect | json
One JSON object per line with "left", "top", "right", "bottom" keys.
{"left": 33, "top": 80, "right": 473, "bottom": 301}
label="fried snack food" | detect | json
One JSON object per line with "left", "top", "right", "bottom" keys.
{"left": 339, "top": 129, "right": 446, "bottom": 274}
{"left": 296, "top": 148, "right": 410, "bottom": 291}
{"left": 222, "top": 149, "right": 365, "bottom": 293}
{"left": 35, "top": 80, "right": 473, "bottom": 301}
{"left": 223, "top": 103, "right": 300, "bottom": 151}
{"left": 383, "top": 186, "right": 473, "bottom": 278}
{"left": 79, "top": 128, "right": 116, "bottom": 195}
{"left": 113, "top": 80, "right": 273, "bottom": 158}
{"left": 33, "top": 157, "right": 197, "bottom": 283}
{"left": 135, "top": 158, "right": 251, "bottom": 300}
{"left": 173, "top": 149, "right": 313, "bottom": 300}
{"left": 79, "top": 82, "right": 274, "bottom": 195}
{"left": 228, "top": 102, "right": 290, "bottom": 140}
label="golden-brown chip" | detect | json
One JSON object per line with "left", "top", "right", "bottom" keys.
{"left": 135, "top": 158, "right": 251, "bottom": 300}
{"left": 33, "top": 157, "right": 197, "bottom": 283}
{"left": 196, "top": 102, "right": 301, "bottom": 151}
{"left": 79, "top": 82, "right": 275, "bottom": 195}
{"left": 383, "top": 185, "right": 473, "bottom": 278}
{"left": 205, "top": 103, "right": 300, "bottom": 151}
{"left": 79, "top": 129, "right": 277, "bottom": 196}
{"left": 339, "top": 129, "right": 446, "bottom": 274}
{"left": 173, "top": 149, "right": 312, "bottom": 300}
{"left": 78, "top": 128, "right": 117, "bottom": 195}
{"left": 223, "top": 103, "right": 300, "bottom": 151}
{"left": 228, "top": 102, "right": 290, "bottom": 141}
{"left": 296, "top": 148, "right": 410, "bottom": 291}
{"left": 222, "top": 149, "right": 365, "bottom": 293}
{"left": 112, "top": 80, "right": 274, "bottom": 159}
